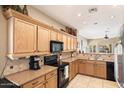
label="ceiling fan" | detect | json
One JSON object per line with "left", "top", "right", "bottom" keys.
{"left": 104, "top": 31, "right": 109, "bottom": 39}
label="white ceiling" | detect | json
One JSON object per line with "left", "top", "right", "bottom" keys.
{"left": 33, "top": 5, "right": 124, "bottom": 39}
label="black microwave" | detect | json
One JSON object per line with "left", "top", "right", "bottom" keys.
{"left": 50, "top": 40, "right": 63, "bottom": 53}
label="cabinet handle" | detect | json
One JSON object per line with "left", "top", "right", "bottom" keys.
{"left": 32, "top": 81, "right": 39, "bottom": 85}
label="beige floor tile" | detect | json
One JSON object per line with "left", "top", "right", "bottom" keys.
{"left": 103, "top": 80, "right": 119, "bottom": 88}
{"left": 67, "top": 74, "right": 119, "bottom": 88}
{"left": 88, "top": 78, "right": 103, "bottom": 88}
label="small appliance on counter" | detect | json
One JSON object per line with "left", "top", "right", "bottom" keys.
{"left": 29, "top": 56, "right": 40, "bottom": 70}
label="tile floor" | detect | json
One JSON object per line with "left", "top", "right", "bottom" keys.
{"left": 67, "top": 74, "right": 119, "bottom": 88}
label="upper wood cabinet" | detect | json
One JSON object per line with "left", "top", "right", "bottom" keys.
{"left": 38, "top": 26, "right": 50, "bottom": 53}
{"left": 67, "top": 36, "right": 71, "bottom": 50}
{"left": 7, "top": 17, "right": 37, "bottom": 58}
{"left": 14, "top": 18, "right": 37, "bottom": 53}
{"left": 57, "top": 32, "right": 63, "bottom": 42}
{"left": 4, "top": 9, "right": 77, "bottom": 58}
{"left": 62, "top": 34, "right": 67, "bottom": 51}
{"left": 70, "top": 37, "right": 74, "bottom": 50}
{"left": 73, "top": 38, "right": 77, "bottom": 50}
{"left": 50, "top": 30, "right": 58, "bottom": 41}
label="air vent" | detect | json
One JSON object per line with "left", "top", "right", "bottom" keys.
{"left": 88, "top": 8, "right": 98, "bottom": 13}
{"left": 94, "top": 22, "right": 98, "bottom": 25}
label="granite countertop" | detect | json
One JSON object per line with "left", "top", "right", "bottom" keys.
{"left": 5, "top": 65, "right": 58, "bottom": 86}
{"left": 62, "top": 54, "right": 114, "bottom": 63}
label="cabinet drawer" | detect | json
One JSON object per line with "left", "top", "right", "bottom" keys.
{"left": 23, "top": 76, "right": 45, "bottom": 88}
{"left": 46, "top": 70, "right": 57, "bottom": 80}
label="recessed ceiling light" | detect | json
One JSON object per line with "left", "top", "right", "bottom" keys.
{"left": 77, "top": 13, "right": 81, "bottom": 17}
{"left": 110, "top": 16, "right": 115, "bottom": 19}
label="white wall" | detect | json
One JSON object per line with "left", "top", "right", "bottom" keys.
{"left": 28, "top": 6, "right": 65, "bottom": 30}
{"left": 88, "top": 37, "right": 120, "bottom": 53}
{"left": 77, "top": 35, "right": 88, "bottom": 53}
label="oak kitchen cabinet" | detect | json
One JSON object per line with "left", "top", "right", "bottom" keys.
{"left": 57, "top": 32, "right": 63, "bottom": 42}
{"left": 78, "top": 60, "right": 107, "bottom": 79}
{"left": 50, "top": 30, "right": 58, "bottom": 41}
{"left": 62, "top": 34, "right": 67, "bottom": 51}
{"left": 78, "top": 60, "right": 86, "bottom": 74}
{"left": 7, "top": 17, "right": 37, "bottom": 58}
{"left": 94, "top": 62, "right": 106, "bottom": 79}
{"left": 23, "top": 70, "right": 57, "bottom": 88}
{"left": 38, "top": 26, "right": 50, "bottom": 54}
{"left": 46, "top": 75, "right": 57, "bottom": 88}
{"left": 67, "top": 36, "right": 71, "bottom": 50}
{"left": 85, "top": 61, "right": 95, "bottom": 76}
{"left": 70, "top": 37, "right": 74, "bottom": 50}
{"left": 4, "top": 9, "right": 77, "bottom": 59}
{"left": 73, "top": 38, "right": 77, "bottom": 50}
{"left": 69, "top": 60, "right": 78, "bottom": 80}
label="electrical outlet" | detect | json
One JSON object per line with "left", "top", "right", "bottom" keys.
{"left": 10, "top": 66, "right": 13, "bottom": 69}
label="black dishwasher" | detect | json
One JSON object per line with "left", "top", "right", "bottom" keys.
{"left": 106, "top": 62, "right": 115, "bottom": 81}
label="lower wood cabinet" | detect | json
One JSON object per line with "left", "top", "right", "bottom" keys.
{"left": 46, "top": 75, "right": 57, "bottom": 88}
{"left": 78, "top": 60, "right": 86, "bottom": 74}
{"left": 22, "top": 70, "right": 57, "bottom": 88}
{"left": 85, "top": 61, "right": 95, "bottom": 76}
{"left": 35, "top": 82, "right": 45, "bottom": 88}
{"left": 94, "top": 62, "right": 106, "bottom": 79}
{"left": 78, "top": 60, "right": 107, "bottom": 79}
{"left": 69, "top": 60, "right": 78, "bottom": 81}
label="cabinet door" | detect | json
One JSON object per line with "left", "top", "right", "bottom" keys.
{"left": 78, "top": 60, "right": 86, "bottom": 74}
{"left": 46, "top": 75, "right": 57, "bottom": 88}
{"left": 38, "top": 26, "right": 50, "bottom": 53}
{"left": 62, "top": 34, "right": 67, "bottom": 50}
{"left": 67, "top": 36, "right": 71, "bottom": 50}
{"left": 14, "top": 18, "right": 36, "bottom": 53}
{"left": 95, "top": 62, "right": 106, "bottom": 79}
{"left": 69, "top": 63, "right": 73, "bottom": 80}
{"left": 58, "top": 32, "right": 63, "bottom": 41}
{"left": 50, "top": 30, "right": 58, "bottom": 40}
{"left": 72, "top": 62, "right": 75, "bottom": 78}
{"left": 85, "top": 61, "right": 95, "bottom": 76}
{"left": 73, "top": 38, "right": 77, "bottom": 50}
{"left": 70, "top": 37, "right": 74, "bottom": 50}
{"left": 75, "top": 61, "right": 78, "bottom": 74}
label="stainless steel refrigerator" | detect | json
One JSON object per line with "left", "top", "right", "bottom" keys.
{"left": 114, "top": 24, "right": 124, "bottom": 88}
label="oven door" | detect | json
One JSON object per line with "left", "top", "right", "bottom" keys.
{"left": 58, "top": 65, "right": 69, "bottom": 88}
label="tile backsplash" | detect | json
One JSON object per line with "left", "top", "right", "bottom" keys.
{"left": 3, "top": 52, "right": 73, "bottom": 76}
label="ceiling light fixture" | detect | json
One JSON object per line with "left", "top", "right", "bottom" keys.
{"left": 88, "top": 8, "right": 98, "bottom": 14}
{"left": 110, "top": 16, "right": 115, "bottom": 19}
{"left": 104, "top": 31, "right": 109, "bottom": 39}
{"left": 78, "top": 13, "right": 81, "bottom": 17}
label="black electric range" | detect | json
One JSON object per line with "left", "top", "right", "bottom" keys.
{"left": 44, "top": 55, "right": 69, "bottom": 88}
